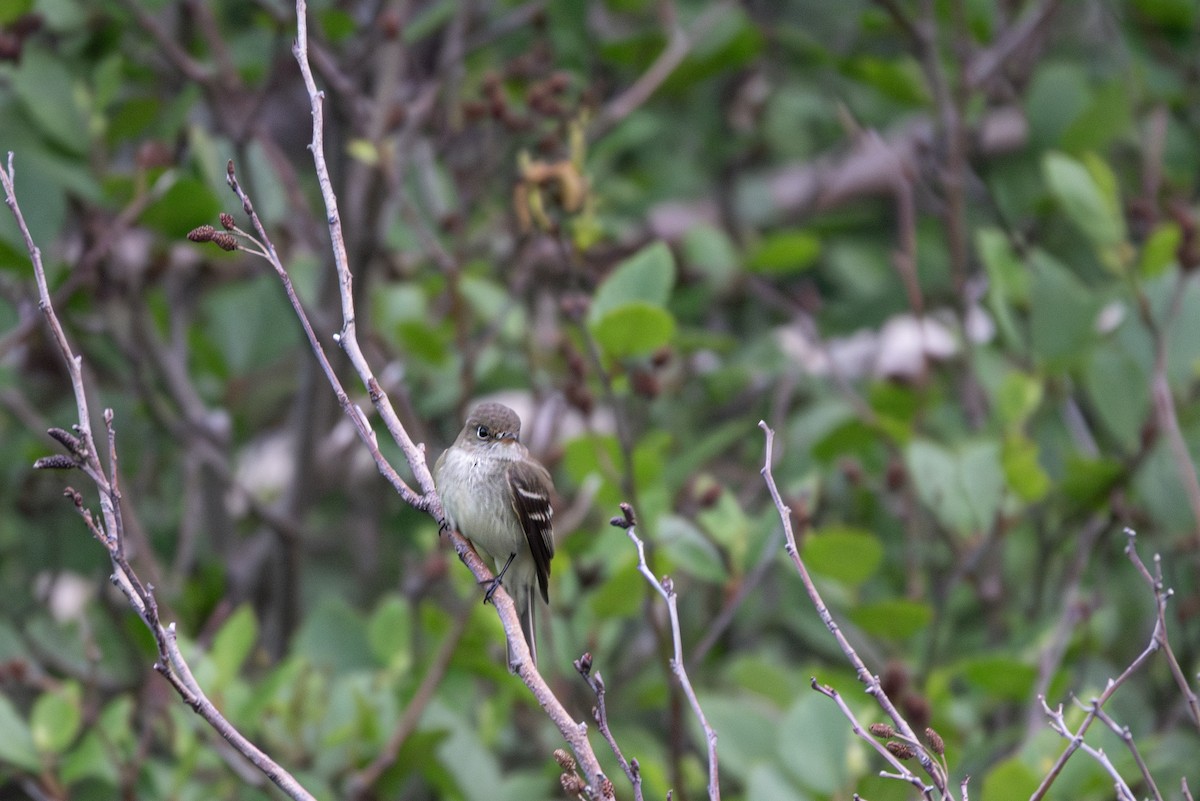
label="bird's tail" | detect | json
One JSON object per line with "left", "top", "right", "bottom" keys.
{"left": 508, "top": 583, "right": 537, "bottom": 672}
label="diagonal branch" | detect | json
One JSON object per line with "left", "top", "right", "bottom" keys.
{"left": 269, "top": 3, "right": 618, "bottom": 795}
{"left": 2, "top": 153, "right": 318, "bottom": 801}
{"left": 759, "top": 420, "right": 952, "bottom": 798}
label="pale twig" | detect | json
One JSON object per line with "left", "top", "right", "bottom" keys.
{"left": 575, "top": 652, "right": 644, "bottom": 801}
{"left": 1, "top": 153, "right": 318, "bottom": 801}
{"left": 292, "top": 0, "right": 438, "bottom": 510}
{"left": 1123, "top": 529, "right": 1200, "bottom": 728}
{"left": 1038, "top": 698, "right": 1136, "bottom": 801}
{"left": 223, "top": 157, "right": 613, "bottom": 798}
{"left": 222, "top": 162, "right": 422, "bottom": 511}
{"left": 611, "top": 503, "right": 720, "bottom": 801}
{"left": 1030, "top": 529, "right": 1189, "bottom": 800}
{"left": 1090, "top": 705, "right": 1163, "bottom": 801}
{"left": 284, "top": 4, "right": 616, "bottom": 795}
{"left": 758, "top": 421, "right": 951, "bottom": 797}
{"left": 810, "top": 680, "right": 938, "bottom": 798}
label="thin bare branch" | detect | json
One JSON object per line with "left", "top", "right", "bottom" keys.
{"left": 759, "top": 420, "right": 951, "bottom": 797}
{"left": 611, "top": 503, "right": 720, "bottom": 801}
{"left": 2, "top": 153, "right": 318, "bottom": 801}
{"left": 575, "top": 652, "right": 645, "bottom": 801}
{"left": 1030, "top": 529, "right": 1193, "bottom": 800}
{"left": 283, "top": 4, "right": 616, "bottom": 794}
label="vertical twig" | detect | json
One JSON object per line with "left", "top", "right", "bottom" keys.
{"left": 575, "top": 652, "right": 645, "bottom": 801}
{"left": 611, "top": 503, "right": 720, "bottom": 801}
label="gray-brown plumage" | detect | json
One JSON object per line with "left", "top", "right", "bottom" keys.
{"left": 434, "top": 402, "right": 554, "bottom": 669}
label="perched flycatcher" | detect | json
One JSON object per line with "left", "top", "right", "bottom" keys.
{"left": 434, "top": 402, "right": 555, "bottom": 670}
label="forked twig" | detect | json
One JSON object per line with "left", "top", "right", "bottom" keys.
{"left": 575, "top": 652, "right": 644, "bottom": 801}
{"left": 2, "top": 153, "right": 318, "bottom": 801}
{"left": 1031, "top": 529, "right": 1195, "bottom": 800}
{"left": 758, "top": 420, "right": 952, "bottom": 797}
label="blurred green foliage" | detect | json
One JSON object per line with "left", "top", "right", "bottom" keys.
{"left": 2, "top": 0, "right": 1200, "bottom": 800}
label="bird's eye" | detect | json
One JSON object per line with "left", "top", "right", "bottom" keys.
{"left": 476, "top": 425, "right": 490, "bottom": 439}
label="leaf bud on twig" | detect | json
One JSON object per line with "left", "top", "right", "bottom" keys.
{"left": 553, "top": 748, "right": 576, "bottom": 772}
{"left": 187, "top": 225, "right": 215, "bottom": 242}
{"left": 924, "top": 727, "right": 945, "bottom": 756}
{"left": 33, "top": 455, "right": 77, "bottom": 470}
{"left": 869, "top": 723, "right": 896, "bottom": 739}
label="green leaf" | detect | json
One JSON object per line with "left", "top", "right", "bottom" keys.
{"left": 591, "top": 302, "right": 676, "bottom": 358}
{"left": 1029, "top": 250, "right": 1100, "bottom": 370}
{"left": 293, "top": 596, "right": 373, "bottom": 674}
{"left": 981, "top": 757, "right": 1041, "bottom": 801}
{"left": 142, "top": 176, "right": 222, "bottom": 238}
{"left": 1132, "top": 0, "right": 1196, "bottom": 29}
{"left": 996, "top": 370, "right": 1044, "bottom": 428}
{"left": 777, "top": 694, "right": 849, "bottom": 793}
{"left": 1062, "top": 455, "right": 1123, "bottom": 509}
{"left": 589, "top": 241, "right": 676, "bottom": 321}
{"left": 725, "top": 654, "right": 805, "bottom": 708}
{"left": 905, "top": 439, "right": 1005, "bottom": 535}
{"left": 1042, "top": 151, "right": 1125, "bottom": 248}
{"left": 460, "top": 275, "right": 525, "bottom": 340}
{"left": 1026, "top": 62, "right": 1090, "bottom": 147}
{"left": 660, "top": 515, "right": 727, "bottom": 584}
{"left": 396, "top": 320, "right": 450, "bottom": 364}
{"left": 0, "top": 0, "right": 32, "bottom": 24}
{"left": 849, "top": 599, "right": 932, "bottom": 639}
{"left": 1061, "top": 80, "right": 1134, "bottom": 153}
{"left": 367, "top": 595, "right": 412, "bottom": 670}
{"left": 1138, "top": 223, "right": 1181, "bottom": 278}
{"left": 60, "top": 731, "right": 120, "bottom": 786}
{"left": 589, "top": 554, "right": 645, "bottom": 618}
{"left": 681, "top": 224, "right": 739, "bottom": 292}
{"left": 745, "top": 764, "right": 804, "bottom": 801}
{"left": 749, "top": 230, "right": 821, "bottom": 274}
{"left": 695, "top": 695, "right": 779, "bottom": 784}
{"left": 810, "top": 418, "right": 879, "bottom": 463}
{"left": 0, "top": 693, "right": 39, "bottom": 771}
{"left": 802, "top": 525, "right": 883, "bottom": 586}
{"left": 346, "top": 138, "right": 380, "bottom": 166}
{"left": 1002, "top": 432, "right": 1050, "bottom": 502}
{"left": 200, "top": 274, "right": 295, "bottom": 374}
{"left": 961, "top": 655, "right": 1036, "bottom": 700}
{"left": 663, "top": 5, "right": 763, "bottom": 91}
{"left": 1084, "top": 344, "right": 1151, "bottom": 450}
{"left": 12, "top": 46, "right": 89, "bottom": 156}
{"left": 696, "top": 490, "right": 750, "bottom": 566}
{"left": 31, "top": 682, "right": 82, "bottom": 755}
{"left": 976, "top": 227, "right": 1029, "bottom": 306}
{"left": 210, "top": 605, "right": 257, "bottom": 684}
{"left": 844, "top": 54, "right": 930, "bottom": 105}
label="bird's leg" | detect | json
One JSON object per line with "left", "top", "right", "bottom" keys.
{"left": 483, "top": 552, "right": 517, "bottom": 604}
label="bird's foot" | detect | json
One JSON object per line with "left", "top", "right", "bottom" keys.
{"left": 481, "top": 576, "right": 503, "bottom": 605}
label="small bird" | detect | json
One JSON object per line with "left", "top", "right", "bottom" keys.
{"left": 434, "top": 402, "right": 555, "bottom": 670}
